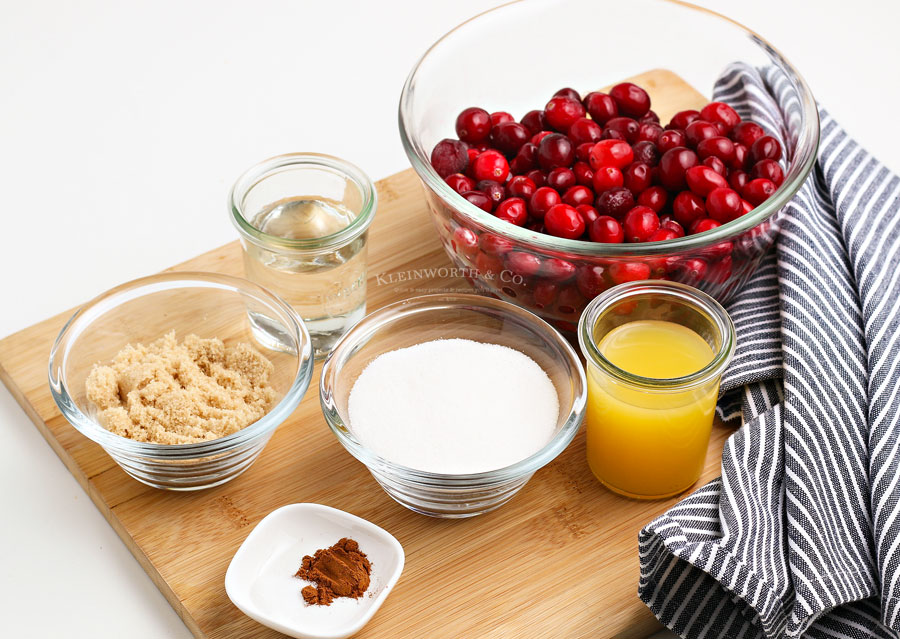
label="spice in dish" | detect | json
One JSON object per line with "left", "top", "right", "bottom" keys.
{"left": 347, "top": 338, "right": 559, "bottom": 474}
{"left": 84, "top": 331, "right": 276, "bottom": 445}
{"left": 295, "top": 537, "right": 371, "bottom": 606}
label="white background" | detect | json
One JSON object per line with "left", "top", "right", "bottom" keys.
{"left": 1, "top": 1, "right": 897, "bottom": 637}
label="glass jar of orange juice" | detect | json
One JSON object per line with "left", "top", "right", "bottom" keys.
{"left": 577, "top": 280, "right": 735, "bottom": 500}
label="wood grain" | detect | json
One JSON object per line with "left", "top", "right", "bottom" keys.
{"left": 0, "top": 69, "right": 733, "bottom": 638}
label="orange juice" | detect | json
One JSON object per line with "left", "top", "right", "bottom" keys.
{"left": 585, "top": 320, "right": 718, "bottom": 499}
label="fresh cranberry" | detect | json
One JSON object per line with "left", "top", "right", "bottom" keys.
{"left": 728, "top": 169, "right": 750, "bottom": 192}
{"left": 696, "top": 136, "right": 735, "bottom": 163}
{"left": 490, "top": 111, "right": 514, "bottom": 127}
{"left": 750, "top": 135, "right": 782, "bottom": 162}
{"left": 609, "top": 261, "right": 651, "bottom": 284}
{"left": 542, "top": 257, "right": 577, "bottom": 281}
{"left": 532, "top": 281, "right": 558, "bottom": 308}
{"left": 477, "top": 180, "right": 506, "bottom": 206}
{"left": 472, "top": 150, "right": 510, "bottom": 183}
{"left": 731, "top": 121, "right": 765, "bottom": 147}
{"left": 668, "top": 110, "right": 700, "bottom": 130}
{"left": 669, "top": 257, "right": 707, "bottom": 280}
{"left": 624, "top": 162, "right": 652, "bottom": 194}
{"left": 641, "top": 110, "right": 660, "bottom": 124}
{"left": 601, "top": 128, "right": 626, "bottom": 141}
{"left": 537, "top": 133, "right": 575, "bottom": 170}
{"left": 731, "top": 143, "right": 750, "bottom": 170}
{"left": 563, "top": 185, "right": 594, "bottom": 207}
{"left": 690, "top": 217, "right": 722, "bottom": 235}
{"left": 592, "top": 165, "right": 624, "bottom": 192}
{"left": 507, "top": 175, "right": 536, "bottom": 199}
{"left": 490, "top": 121, "right": 530, "bottom": 157}
{"left": 589, "top": 139, "right": 634, "bottom": 170}
{"left": 526, "top": 220, "right": 544, "bottom": 233}
{"left": 672, "top": 191, "right": 706, "bottom": 227}
{"left": 556, "top": 286, "right": 585, "bottom": 315}
{"left": 573, "top": 161, "right": 594, "bottom": 187}
{"left": 703, "top": 156, "right": 727, "bottom": 176}
{"left": 705, "top": 187, "right": 742, "bottom": 223}
{"left": 466, "top": 147, "right": 480, "bottom": 167}
{"left": 658, "top": 129, "right": 686, "bottom": 153}
{"left": 595, "top": 186, "right": 635, "bottom": 219}
{"left": 740, "top": 199, "right": 754, "bottom": 214}
{"left": 609, "top": 82, "right": 651, "bottom": 118}
{"left": 529, "top": 186, "right": 561, "bottom": 219}
{"left": 545, "top": 96, "right": 586, "bottom": 131}
{"left": 531, "top": 131, "right": 553, "bottom": 145}
{"left": 576, "top": 265, "right": 609, "bottom": 298}
{"left": 445, "top": 173, "right": 475, "bottom": 194}
{"left": 479, "top": 233, "right": 514, "bottom": 255}
{"left": 544, "top": 203, "right": 586, "bottom": 239}
{"left": 451, "top": 226, "right": 479, "bottom": 259}
{"left": 638, "top": 122, "right": 663, "bottom": 144}
{"left": 750, "top": 159, "right": 784, "bottom": 186}
{"left": 509, "top": 142, "right": 538, "bottom": 174}
{"left": 568, "top": 118, "right": 603, "bottom": 146}
{"left": 685, "top": 120, "right": 719, "bottom": 147}
{"left": 455, "top": 107, "right": 492, "bottom": 143}
{"left": 700, "top": 102, "right": 741, "bottom": 133}
{"left": 582, "top": 92, "right": 618, "bottom": 124}
{"left": 506, "top": 251, "right": 542, "bottom": 277}
{"left": 520, "top": 109, "right": 548, "bottom": 135}
{"left": 575, "top": 143, "right": 594, "bottom": 162}
{"left": 632, "top": 140, "right": 660, "bottom": 166}
{"left": 553, "top": 87, "right": 581, "bottom": 101}
{"left": 658, "top": 147, "right": 699, "bottom": 190}
{"left": 685, "top": 165, "right": 729, "bottom": 196}
{"left": 659, "top": 216, "right": 685, "bottom": 237}
{"left": 576, "top": 204, "right": 600, "bottom": 224}
{"left": 604, "top": 117, "right": 640, "bottom": 143}
{"left": 589, "top": 215, "right": 624, "bottom": 243}
{"left": 742, "top": 178, "right": 777, "bottom": 205}
{"left": 430, "top": 138, "right": 469, "bottom": 178}
{"left": 494, "top": 197, "right": 528, "bottom": 226}
{"left": 637, "top": 185, "right": 668, "bottom": 212}
{"left": 525, "top": 169, "right": 546, "bottom": 187}
{"left": 462, "top": 190, "right": 493, "bottom": 212}
{"left": 706, "top": 255, "right": 733, "bottom": 284}
{"left": 649, "top": 228, "right": 678, "bottom": 242}
{"left": 623, "top": 206, "right": 660, "bottom": 242}
{"left": 475, "top": 251, "right": 504, "bottom": 277}
{"left": 547, "top": 167, "right": 577, "bottom": 192}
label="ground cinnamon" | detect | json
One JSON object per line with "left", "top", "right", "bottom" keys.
{"left": 295, "top": 537, "right": 371, "bottom": 606}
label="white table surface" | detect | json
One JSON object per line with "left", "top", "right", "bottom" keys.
{"left": 1, "top": 1, "right": 897, "bottom": 637}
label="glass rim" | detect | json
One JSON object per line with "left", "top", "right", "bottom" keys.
{"left": 229, "top": 152, "right": 378, "bottom": 252}
{"left": 397, "top": 0, "right": 820, "bottom": 257}
{"left": 577, "top": 280, "right": 736, "bottom": 391}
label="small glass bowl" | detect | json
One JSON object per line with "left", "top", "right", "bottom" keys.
{"left": 319, "top": 293, "right": 586, "bottom": 518}
{"left": 48, "top": 272, "right": 314, "bottom": 491}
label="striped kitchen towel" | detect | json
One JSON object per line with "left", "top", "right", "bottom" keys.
{"left": 638, "top": 63, "right": 900, "bottom": 639}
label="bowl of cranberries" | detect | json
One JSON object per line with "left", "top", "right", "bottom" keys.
{"left": 399, "top": 0, "right": 818, "bottom": 330}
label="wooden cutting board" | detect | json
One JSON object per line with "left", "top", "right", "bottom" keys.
{"left": 0, "top": 69, "right": 734, "bottom": 638}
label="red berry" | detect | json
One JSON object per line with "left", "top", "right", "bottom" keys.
{"left": 455, "top": 107, "right": 491, "bottom": 143}
{"left": 507, "top": 175, "right": 536, "bottom": 199}
{"left": 430, "top": 138, "right": 469, "bottom": 178}
{"left": 576, "top": 265, "right": 608, "bottom": 299}
{"left": 490, "top": 121, "right": 530, "bottom": 157}
{"left": 545, "top": 96, "right": 586, "bottom": 131}
{"left": 461, "top": 190, "right": 494, "bottom": 212}
{"left": 525, "top": 169, "right": 546, "bottom": 187}
{"left": 609, "top": 261, "right": 651, "bottom": 284}
{"left": 641, "top": 110, "right": 660, "bottom": 124}
{"left": 728, "top": 169, "right": 750, "bottom": 192}
{"left": 685, "top": 120, "right": 719, "bottom": 147}
{"left": 750, "top": 159, "right": 784, "bottom": 186}
{"left": 742, "top": 178, "right": 777, "bottom": 205}
{"left": 477, "top": 179, "right": 506, "bottom": 205}
{"left": 595, "top": 186, "right": 635, "bottom": 219}
{"left": 750, "top": 135, "right": 782, "bottom": 162}
{"left": 649, "top": 228, "right": 678, "bottom": 242}
{"left": 472, "top": 150, "right": 510, "bottom": 183}
{"left": 542, "top": 257, "right": 577, "bottom": 281}
{"left": 659, "top": 216, "right": 685, "bottom": 237}
{"left": 658, "top": 146, "right": 699, "bottom": 190}
{"left": 520, "top": 109, "right": 547, "bottom": 135}
{"left": 575, "top": 204, "right": 600, "bottom": 225}
{"left": 466, "top": 147, "right": 480, "bottom": 167}
{"left": 703, "top": 156, "right": 727, "bottom": 176}
{"left": 531, "top": 131, "right": 553, "bottom": 145}
{"left": 604, "top": 117, "right": 640, "bottom": 144}
{"left": 672, "top": 191, "right": 706, "bottom": 227}
{"left": 731, "top": 143, "right": 750, "bottom": 170}
{"left": 623, "top": 206, "right": 660, "bottom": 242}
{"left": 589, "top": 139, "right": 634, "bottom": 170}
{"left": 690, "top": 218, "right": 722, "bottom": 235}
{"left": 705, "top": 187, "right": 742, "bottom": 223}
{"left": 506, "top": 251, "right": 542, "bottom": 277}
{"left": 592, "top": 165, "right": 624, "bottom": 192}
{"left": 532, "top": 281, "right": 558, "bottom": 308}
{"left": 582, "top": 92, "right": 618, "bottom": 124}
{"left": 697, "top": 136, "right": 735, "bottom": 163}
{"left": 589, "top": 215, "right": 624, "bottom": 243}
{"left": 445, "top": 173, "right": 475, "bottom": 194}
{"left": 624, "top": 162, "right": 652, "bottom": 194}
{"left": 562, "top": 185, "right": 593, "bottom": 207}
{"left": 637, "top": 185, "right": 668, "bottom": 212}
{"left": 632, "top": 140, "right": 660, "bottom": 166}
{"left": 731, "top": 121, "right": 765, "bottom": 147}
{"left": 669, "top": 257, "right": 707, "bottom": 281}
{"left": 668, "top": 110, "right": 700, "bottom": 130}
{"left": 553, "top": 87, "right": 581, "bottom": 101}
{"left": 573, "top": 161, "right": 594, "bottom": 187}
{"left": 568, "top": 118, "right": 603, "bottom": 146}
{"left": 494, "top": 197, "right": 528, "bottom": 226}
{"left": 544, "top": 203, "right": 586, "bottom": 239}
{"left": 575, "top": 142, "right": 595, "bottom": 162}
{"left": 700, "top": 102, "right": 741, "bottom": 133}
{"left": 556, "top": 286, "right": 585, "bottom": 315}
{"left": 685, "top": 165, "right": 728, "bottom": 196}
{"left": 537, "top": 133, "right": 575, "bottom": 170}
{"left": 451, "top": 226, "right": 479, "bottom": 259}
{"left": 490, "top": 111, "right": 514, "bottom": 127}
{"left": 638, "top": 122, "right": 664, "bottom": 144}
{"left": 479, "top": 233, "right": 514, "bottom": 255}
{"left": 609, "top": 82, "right": 651, "bottom": 118}
{"left": 547, "top": 167, "right": 576, "bottom": 192}
{"left": 658, "top": 129, "right": 686, "bottom": 153}
{"left": 529, "top": 186, "right": 561, "bottom": 219}
{"left": 740, "top": 199, "right": 754, "bottom": 214}
{"left": 509, "top": 142, "right": 538, "bottom": 174}
{"left": 475, "top": 251, "right": 504, "bottom": 276}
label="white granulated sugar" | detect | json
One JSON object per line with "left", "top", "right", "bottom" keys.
{"left": 347, "top": 338, "right": 560, "bottom": 474}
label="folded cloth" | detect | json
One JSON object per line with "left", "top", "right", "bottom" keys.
{"left": 638, "top": 63, "right": 900, "bottom": 639}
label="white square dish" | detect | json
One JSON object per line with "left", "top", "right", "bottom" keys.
{"left": 225, "top": 503, "right": 405, "bottom": 639}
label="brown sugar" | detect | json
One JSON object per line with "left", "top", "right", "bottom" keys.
{"left": 85, "top": 332, "right": 276, "bottom": 445}
{"left": 295, "top": 538, "right": 371, "bottom": 606}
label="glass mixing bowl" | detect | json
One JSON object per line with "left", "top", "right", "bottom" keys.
{"left": 48, "top": 272, "right": 313, "bottom": 490}
{"left": 399, "top": 0, "right": 818, "bottom": 331}
{"left": 319, "top": 294, "right": 586, "bottom": 518}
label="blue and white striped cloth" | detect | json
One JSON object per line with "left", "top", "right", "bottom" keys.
{"left": 638, "top": 64, "right": 900, "bottom": 638}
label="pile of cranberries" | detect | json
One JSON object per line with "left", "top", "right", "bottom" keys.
{"left": 430, "top": 82, "right": 783, "bottom": 244}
